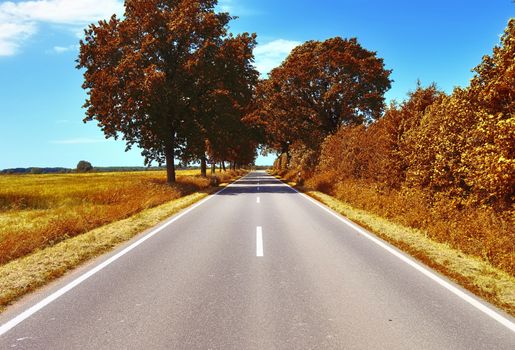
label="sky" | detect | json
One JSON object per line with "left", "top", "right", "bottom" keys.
{"left": 0, "top": 0, "right": 513, "bottom": 169}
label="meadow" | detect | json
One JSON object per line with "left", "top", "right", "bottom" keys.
{"left": 0, "top": 169, "right": 240, "bottom": 266}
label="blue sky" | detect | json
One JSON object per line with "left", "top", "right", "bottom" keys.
{"left": 0, "top": 0, "right": 513, "bottom": 169}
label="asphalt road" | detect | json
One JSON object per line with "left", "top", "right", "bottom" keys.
{"left": 0, "top": 171, "right": 514, "bottom": 349}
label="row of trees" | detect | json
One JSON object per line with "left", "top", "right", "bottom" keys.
{"left": 78, "top": 1, "right": 396, "bottom": 184}
{"left": 248, "top": 37, "right": 392, "bottom": 166}
{"left": 251, "top": 19, "right": 513, "bottom": 272}
{"left": 78, "top": 0, "right": 259, "bottom": 183}
{"left": 78, "top": 0, "right": 513, "bottom": 219}
{"left": 315, "top": 18, "right": 514, "bottom": 211}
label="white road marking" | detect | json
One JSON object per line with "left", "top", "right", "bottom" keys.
{"left": 257, "top": 197, "right": 260, "bottom": 203}
{"left": 256, "top": 226, "right": 263, "bottom": 257}
{"left": 0, "top": 173, "right": 253, "bottom": 337}
{"left": 275, "top": 176, "right": 515, "bottom": 333}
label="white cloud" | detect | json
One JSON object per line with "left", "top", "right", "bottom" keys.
{"left": 50, "top": 137, "right": 106, "bottom": 144}
{"left": 50, "top": 44, "right": 78, "bottom": 54}
{"left": 218, "top": 0, "right": 234, "bottom": 13}
{"left": 254, "top": 39, "right": 301, "bottom": 76}
{"left": 0, "top": 21, "right": 36, "bottom": 56}
{"left": 0, "top": 0, "right": 123, "bottom": 56}
{"left": 217, "top": 0, "right": 261, "bottom": 16}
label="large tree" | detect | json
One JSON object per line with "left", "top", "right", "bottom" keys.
{"left": 250, "top": 37, "right": 392, "bottom": 159}
{"left": 78, "top": 0, "right": 243, "bottom": 183}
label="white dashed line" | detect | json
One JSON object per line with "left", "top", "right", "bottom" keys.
{"left": 256, "top": 226, "right": 263, "bottom": 257}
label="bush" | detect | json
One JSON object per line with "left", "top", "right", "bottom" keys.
{"left": 76, "top": 161, "right": 93, "bottom": 173}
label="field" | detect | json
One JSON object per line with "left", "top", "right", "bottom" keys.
{"left": 0, "top": 169, "right": 239, "bottom": 266}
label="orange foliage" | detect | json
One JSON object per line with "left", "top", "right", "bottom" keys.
{"left": 304, "top": 19, "right": 515, "bottom": 274}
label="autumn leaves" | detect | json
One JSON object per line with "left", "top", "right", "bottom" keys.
{"left": 305, "top": 20, "right": 514, "bottom": 273}
{"left": 77, "top": 0, "right": 396, "bottom": 185}
{"left": 78, "top": 0, "right": 259, "bottom": 183}
{"left": 248, "top": 37, "right": 392, "bottom": 161}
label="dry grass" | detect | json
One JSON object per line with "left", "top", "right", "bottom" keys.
{"left": 304, "top": 176, "right": 514, "bottom": 276}
{"left": 304, "top": 190, "right": 515, "bottom": 316}
{"left": 0, "top": 170, "right": 244, "bottom": 266}
{"left": 0, "top": 169, "right": 246, "bottom": 311}
{"left": 270, "top": 169, "right": 515, "bottom": 315}
{"left": 0, "top": 190, "right": 213, "bottom": 311}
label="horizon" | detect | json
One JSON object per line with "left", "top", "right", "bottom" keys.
{"left": 1, "top": 0, "right": 513, "bottom": 169}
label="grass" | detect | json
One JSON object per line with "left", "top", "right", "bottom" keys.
{"left": 0, "top": 170, "right": 204, "bottom": 265}
{"left": 0, "top": 169, "right": 245, "bottom": 266}
{"left": 0, "top": 169, "right": 246, "bottom": 311}
{"left": 290, "top": 168, "right": 514, "bottom": 275}
{"left": 306, "top": 190, "right": 515, "bottom": 316}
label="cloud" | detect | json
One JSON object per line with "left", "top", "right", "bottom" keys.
{"left": 50, "top": 137, "right": 106, "bottom": 145}
{"left": 218, "top": 0, "right": 234, "bottom": 13}
{"left": 0, "top": 0, "right": 123, "bottom": 56}
{"left": 50, "top": 44, "right": 78, "bottom": 54}
{"left": 0, "top": 22, "right": 36, "bottom": 56}
{"left": 254, "top": 39, "right": 301, "bottom": 76}
{"left": 218, "top": 0, "right": 261, "bottom": 16}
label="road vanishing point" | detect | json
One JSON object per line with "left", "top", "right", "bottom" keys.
{"left": 0, "top": 171, "right": 514, "bottom": 349}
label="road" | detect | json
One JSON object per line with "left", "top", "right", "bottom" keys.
{"left": 0, "top": 171, "right": 514, "bottom": 349}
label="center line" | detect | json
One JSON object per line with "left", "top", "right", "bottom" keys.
{"left": 256, "top": 226, "right": 263, "bottom": 257}
{"left": 256, "top": 196, "right": 260, "bottom": 203}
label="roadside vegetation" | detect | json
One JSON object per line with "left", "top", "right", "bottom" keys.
{"left": 262, "top": 20, "right": 514, "bottom": 314}
{"left": 0, "top": 169, "right": 244, "bottom": 267}
{"left": 266, "top": 19, "right": 514, "bottom": 278}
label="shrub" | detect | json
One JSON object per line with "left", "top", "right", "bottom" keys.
{"left": 76, "top": 160, "right": 93, "bottom": 173}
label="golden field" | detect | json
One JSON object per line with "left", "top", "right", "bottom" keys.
{"left": 0, "top": 169, "right": 239, "bottom": 266}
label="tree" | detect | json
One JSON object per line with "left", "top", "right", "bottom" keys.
{"left": 78, "top": 0, "right": 237, "bottom": 183}
{"left": 250, "top": 37, "right": 392, "bottom": 163}
{"left": 76, "top": 160, "right": 93, "bottom": 172}
{"left": 463, "top": 18, "right": 515, "bottom": 207}
{"left": 180, "top": 32, "right": 259, "bottom": 175}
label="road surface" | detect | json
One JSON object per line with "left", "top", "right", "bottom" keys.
{"left": 0, "top": 171, "right": 514, "bottom": 349}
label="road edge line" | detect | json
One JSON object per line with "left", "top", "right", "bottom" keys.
{"left": 273, "top": 175, "right": 515, "bottom": 332}
{"left": 0, "top": 173, "right": 251, "bottom": 337}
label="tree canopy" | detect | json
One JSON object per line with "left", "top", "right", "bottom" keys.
{"left": 249, "top": 37, "right": 392, "bottom": 157}
{"left": 78, "top": 0, "right": 258, "bottom": 182}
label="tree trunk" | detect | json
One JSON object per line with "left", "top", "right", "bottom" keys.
{"left": 164, "top": 143, "right": 176, "bottom": 184}
{"left": 222, "top": 161, "right": 226, "bottom": 172}
{"left": 200, "top": 156, "right": 207, "bottom": 177}
{"left": 211, "top": 162, "right": 215, "bottom": 174}
{"left": 280, "top": 143, "right": 290, "bottom": 170}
